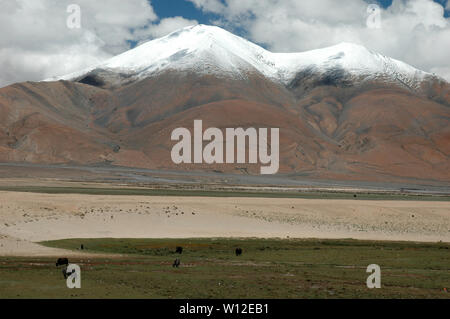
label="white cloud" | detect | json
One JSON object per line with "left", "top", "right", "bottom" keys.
{"left": 189, "top": 0, "right": 450, "bottom": 81}
{"left": 136, "top": 16, "right": 198, "bottom": 40}
{"left": 0, "top": 0, "right": 195, "bottom": 87}
{"left": 188, "top": 0, "right": 226, "bottom": 13}
{"left": 2, "top": 0, "right": 449, "bottom": 87}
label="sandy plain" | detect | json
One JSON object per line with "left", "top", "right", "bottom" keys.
{"left": 0, "top": 191, "right": 449, "bottom": 256}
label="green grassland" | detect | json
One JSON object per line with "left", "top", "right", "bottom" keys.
{"left": 0, "top": 238, "right": 449, "bottom": 298}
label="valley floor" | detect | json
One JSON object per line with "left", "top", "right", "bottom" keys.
{"left": 0, "top": 190, "right": 449, "bottom": 257}
{"left": 0, "top": 238, "right": 449, "bottom": 298}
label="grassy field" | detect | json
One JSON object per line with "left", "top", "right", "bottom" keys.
{"left": 0, "top": 185, "right": 449, "bottom": 201}
{"left": 0, "top": 238, "right": 449, "bottom": 298}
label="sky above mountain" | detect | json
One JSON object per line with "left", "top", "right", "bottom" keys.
{"left": 0, "top": 0, "right": 449, "bottom": 87}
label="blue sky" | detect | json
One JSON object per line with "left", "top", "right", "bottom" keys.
{"left": 151, "top": 0, "right": 219, "bottom": 24}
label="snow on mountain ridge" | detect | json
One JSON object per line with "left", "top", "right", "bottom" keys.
{"left": 47, "top": 24, "right": 433, "bottom": 88}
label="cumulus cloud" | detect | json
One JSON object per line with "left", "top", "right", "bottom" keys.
{"left": 2, "top": 0, "right": 448, "bottom": 87}
{"left": 0, "top": 0, "right": 196, "bottom": 87}
{"left": 135, "top": 16, "right": 198, "bottom": 40}
{"left": 188, "top": 0, "right": 227, "bottom": 13}
{"left": 189, "top": 0, "right": 450, "bottom": 81}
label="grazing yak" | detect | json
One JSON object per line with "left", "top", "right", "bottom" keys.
{"left": 173, "top": 258, "right": 181, "bottom": 268}
{"left": 235, "top": 248, "right": 243, "bottom": 256}
{"left": 175, "top": 246, "right": 183, "bottom": 254}
{"left": 62, "top": 268, "right": 75, "bottom": 279}
{"left": 56, "top": 258, "right": 69, "bottom": 267}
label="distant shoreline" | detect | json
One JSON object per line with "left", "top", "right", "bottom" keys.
{"left": 0, "top": 185, "right": 449, "bottom": 201}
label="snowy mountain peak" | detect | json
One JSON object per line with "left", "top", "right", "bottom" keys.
{"left": 47, "top": 24, "right": 435, "bottom": 89}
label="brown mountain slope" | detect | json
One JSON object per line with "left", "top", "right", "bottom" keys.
{"left": 296, "top": 85, "right": 450, "bottom": 181}
{"left": 0, "top": 71, "right": 449, "bottom": 184}
{"left": 0, "top": 81, "right": 116, "bottom": 163}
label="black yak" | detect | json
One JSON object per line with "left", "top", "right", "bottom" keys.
{"left": 56, "top": 258, "right": 69, "bottom": 267}
{"left": 176, "top": 246, "right": 183, "bottom": 254}
{"left": 173, "top": 258, "right": 181, "bottom": 268}
{"left": 235, "top": 248, "right": 242, "bottom": 256}
{"left": 62, "top": 267, "right": 75, "bottom": 279}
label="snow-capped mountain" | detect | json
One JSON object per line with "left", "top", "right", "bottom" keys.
{"left": 2, "top": 24, "right": 449, "bottom": 183}
{"left": 47, "top": 24, "right": 436, "bottom": 90}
